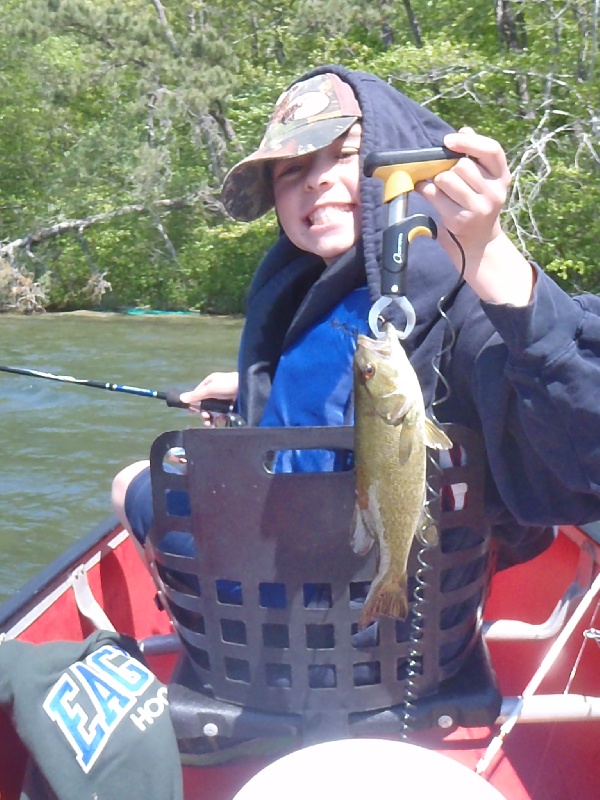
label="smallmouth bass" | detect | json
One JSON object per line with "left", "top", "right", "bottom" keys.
{"left": 352, "top": 323, "right": 452, "bottom": 628}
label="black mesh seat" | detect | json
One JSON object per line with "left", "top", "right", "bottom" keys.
{"left": 146, "top": 423, "right": 501, "bottom": 749}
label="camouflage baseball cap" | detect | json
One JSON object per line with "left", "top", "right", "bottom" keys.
{"left": 221, "top": 73, "right": 361, "bottom": 222}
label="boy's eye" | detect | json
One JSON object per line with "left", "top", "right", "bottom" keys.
{"left": 274, "top": 162, "right": 302, "bottom": 181}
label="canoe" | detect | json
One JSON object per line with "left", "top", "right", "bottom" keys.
{"left": 1, "top": 424, "right": 600, "bottom": 799}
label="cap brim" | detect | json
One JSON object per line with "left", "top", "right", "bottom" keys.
{"left": 221, "top": 116, "right": 358, "bottom": 222}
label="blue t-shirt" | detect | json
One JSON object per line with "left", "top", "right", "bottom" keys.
{"left": 259, "top": 286, "right": 371, "bottom": 473}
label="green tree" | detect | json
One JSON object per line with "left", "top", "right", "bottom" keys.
{"left": 0, "top": 0, "right": 598, "bottom": 311}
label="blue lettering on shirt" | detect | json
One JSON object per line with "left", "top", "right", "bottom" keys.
{"left": 42, "top": 645, "right": 157, "bottom": 773}
{"left": 89, "top": 645, "right": 153, "bottom": 694}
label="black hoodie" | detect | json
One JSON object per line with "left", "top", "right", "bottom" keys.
{"left": 238, "top": 64, "right": 600, "bottom": 566}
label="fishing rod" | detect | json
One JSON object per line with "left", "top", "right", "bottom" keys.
{"left": 0, "top": 364, "right": 234, "bottom": 417}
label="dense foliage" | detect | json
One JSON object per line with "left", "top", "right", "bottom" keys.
{"left": 1, "top": 0, "right": 598, "bottom": 312}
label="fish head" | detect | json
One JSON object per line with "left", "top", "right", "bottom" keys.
{"left": 354, "top": 323, "right": 417, "bottom": 424}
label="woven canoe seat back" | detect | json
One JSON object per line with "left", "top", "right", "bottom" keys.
{"left": 147, "top": 423, "right": 496, "bottom": 720}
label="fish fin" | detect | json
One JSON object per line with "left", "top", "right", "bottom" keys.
{"left": 397, "top": 410, "right": 418, "bottom": 464}
{"left": 424, "top": 418, "right": 453, "bottom": 451}
{"left": 351, "top": 506, "right": 376, "bottom": 556}
{"left": 359, "top": 574, "right": 409, "bottom": 628}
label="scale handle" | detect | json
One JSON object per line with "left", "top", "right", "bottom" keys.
{"left": 364, "top": 146, "right": 463, "bottom": 202}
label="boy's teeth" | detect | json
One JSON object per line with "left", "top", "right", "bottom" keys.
{"left": 309, "top": 205, "right": 351, "bottom": 226}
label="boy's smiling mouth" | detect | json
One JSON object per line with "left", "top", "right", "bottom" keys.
{"left": 307, "top": 203, "right": 356, "bottom": 227}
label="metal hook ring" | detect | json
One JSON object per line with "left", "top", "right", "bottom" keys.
{"left": 368, "top": 295, "right": 416, "bottom": 340}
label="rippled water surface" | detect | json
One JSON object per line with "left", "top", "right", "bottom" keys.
{"left": 0, "top": 312, "right": 242, "bottom": 603}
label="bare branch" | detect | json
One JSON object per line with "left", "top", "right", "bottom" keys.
{"left": 187, "top": 109, "right": 230, "bottom": 179}
{"left": 0, "top": 258, "right": 46, "bottom": 313}
{"left": 0, "top": 192, "right": 225, "bottom": 260}
{"left": 387, "top": 61, "right": 599, "bottom": 257}
{"left": 148, "top": 0, "right": 181, "bottom": 56}
{"left": 147, "top": 91, "right": 158, "bottom": 147}
{"left": 495, "top": 0, "right": 528, "bottom": 50}
{"left": 149, "top": 209, "right": 179, "bottom": 264}
{"left": 85, "top": 271, "right": 112, "bottom": 304}
{"left": 402, "top": 0, "right": 423, "bottom": 48}
{"left": 506, "top": 110, "right": 600, "bottom": 255}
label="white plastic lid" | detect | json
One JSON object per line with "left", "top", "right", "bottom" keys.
{"left": 233, "top": 738, "right": 506, "bottom": 800}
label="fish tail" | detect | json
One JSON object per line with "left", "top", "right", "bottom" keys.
{"left": 359, "top": 574, "right": 409, "bottom": 628}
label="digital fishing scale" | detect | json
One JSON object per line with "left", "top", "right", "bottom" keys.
{"left": 364, "top": 146, "right": 463, "bottom": 339}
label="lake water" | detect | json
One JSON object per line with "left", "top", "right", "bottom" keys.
{"left": 0, "top": 312, "right": 242, "bottom": 603}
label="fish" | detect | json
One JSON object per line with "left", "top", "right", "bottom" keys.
{"left": 352, "top": 322, "right": 452, "bottom": 628}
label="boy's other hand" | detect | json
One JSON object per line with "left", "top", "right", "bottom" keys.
{"left": 179, "top": 371, "right": 239, "bottom": 426}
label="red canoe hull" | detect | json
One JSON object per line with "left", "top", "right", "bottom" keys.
{"left": 1, "top": 520, "right": 599, "bottom": 800}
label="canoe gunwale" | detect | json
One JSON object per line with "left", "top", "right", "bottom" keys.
{"left": 0, "top": 514, "right": 121, "bottom": 634}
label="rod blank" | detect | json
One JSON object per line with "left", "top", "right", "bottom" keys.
{"left": 0, "top": 364, "right": 233, "bottom": 414}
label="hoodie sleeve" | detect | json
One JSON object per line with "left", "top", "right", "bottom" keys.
{"left": 459, "top": 265, "right": 600, "bottom": 526}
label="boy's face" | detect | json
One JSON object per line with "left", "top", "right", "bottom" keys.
{"left": 272, "top": 123, "right": 361, "bottom": 264}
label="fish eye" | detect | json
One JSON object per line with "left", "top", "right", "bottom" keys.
{"left": 363, "top": 362, "right": 376, "bottom": 380}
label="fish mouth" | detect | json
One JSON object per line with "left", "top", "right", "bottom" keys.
{"left": 357, "top": 333, "right": 393, "bottom": 356}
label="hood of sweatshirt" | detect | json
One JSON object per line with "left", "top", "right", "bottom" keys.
{"left": 238, "top": 64, "right": 471, "bottom": 424}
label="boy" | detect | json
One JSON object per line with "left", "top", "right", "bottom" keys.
{"left": 113, "top": 66, "right": 600, "bottom": 568}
